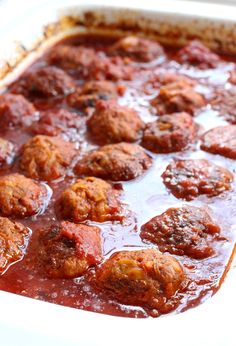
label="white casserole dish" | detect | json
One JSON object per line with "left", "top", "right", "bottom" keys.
{"left": 0, "top": 1, "right": 236, "bottom": 345}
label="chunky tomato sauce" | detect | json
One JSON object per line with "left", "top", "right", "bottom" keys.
{"left": 0, "top": 34, "right": 235, "bottom": 318}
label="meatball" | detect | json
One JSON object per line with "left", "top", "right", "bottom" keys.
{"left": 20, "top": 135, "right": 77, "bottom": 181}
{"left": 0, "top": 173, "right": 49, "bottom": 217}
{"left": 141, "top": 112, "right": 196, "bottom": 153}
{"left": 0, "top": 93, "right": 37, "bottom": 129}
{"left": 59, "top": 177, "right": 122, "bottom": 222}
{"left": 228, "top": 70, "right": 236, "bottom": 84}
{"left": 75, "top": 142, "right": 152, "bottom": 181}
{"left": 47, "top": 45, "right": 96, "bottom": 76}
{"left": 0, "top": 217, "right": 30, "bottom": 274}
{"left": 11, "top": 66, "right": 75, "bottom": 98}
{"left": 152, "top": 81, "right": 205, "bottom": 116}
{"left": 175, "top": 40, "right": 221, "bottom": 69}
{"left": 0, "top": 138, "right": 15, "bottom": 166}
{"left": 211, "top": 88, "right": 236, "bottom": 124}
{"left": 162, "top": 159, "right": 233, "bottom": 200}
{"left": 89, "top": 56, "right": 135, "bottom": 81}
{"left": 87, "top": 100, "right": 144, "bottom": 144}
{"left": 67, "top": 81, "right": 120, "bottom": 111}
{"left": 95, "top": 249, "right": 184, "bottom": 310}
{"left": 148, "top": 70, "right": 196, "bottom": 89}
{"left": 38, "top": 221, "right": 102, "bottom": 279}
{"left": 30, "top": 109, "right": 82, "bottom": 138}
{"left": 141, "top": 206, "right": 220, "bottom": 259}
{"left": 201, "top": 126, "right": 236, "bottom": 159}
{"left": 109, "top": 36, "right": 164, "bottom": 62}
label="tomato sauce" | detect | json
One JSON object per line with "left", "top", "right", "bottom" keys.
{"left": 0, "top": 34, "right": 235, "bottom": 318}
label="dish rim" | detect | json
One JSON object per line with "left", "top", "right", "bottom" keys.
{"left": 0, "top": 1, "right": 236, "bottom": 345}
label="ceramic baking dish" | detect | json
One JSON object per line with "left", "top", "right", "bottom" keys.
{"left": 0, "top": 1, "right": 236, "bottom": 345}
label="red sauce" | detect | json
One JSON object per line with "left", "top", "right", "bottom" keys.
{"left": 0, "top": 34, "right": 235, "bottom": 318}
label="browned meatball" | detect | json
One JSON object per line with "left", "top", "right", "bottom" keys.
{"left": 175, "top": 40, "right": 221, "bottom": 69}
{"left": 141, "top": 112, "right": 196, "bottom": 153}
{"left": 75, "top": 143, "right": 152, "bottom": 181}
{"left": 152, "top": 81, "right": 205, "bottom": 116}
{"left": 38, "top": 221, "right": 102, "bottom": 279}
{"left": 109, "top": 36, "right": 164, "bottom": 62}
{"left": 149, "top": 70, "right": 196, "bottom": 88}
{"left": 0, "top": 93, "right": 37, "bottom": 129}
{"left": 11, "top": 66, "right": 75, "bottom": 98}
{"left": 0, "top": 217, "right": 30, "bottom": 274}
{"left": 141, "top": 206, "right": 221, "bottom": 259}
{"left": 87, "top": 100, "right": 144, "bottom": 144}
{"left": 201, "top": 126, "right": 236, "bottom": 159}
{"left": 30, "top": 109, "right": 82, "bottom": 138}
{"left": 59, "top": 177, "right": 122, "bottom": 222}
{"left": 0, "top": 173, "right": 49, "bottom": 217}
{"left": 95, "top": 249, "right": 184, "bottom": 310}
{"left": 89, "top": 56, "right": 135, "bottom": 81}
{"left": 47, "top": 45, "right": 97, "bottom": 76}
{"left": 228, "top": 70, "right": 236, "bottom": 84}
{"left": 67, "top": 81, "right": 120, "bottom": 111}
{"left": 0, "top": 138, "right": 15, "bottom": 166}
{"left": 20, "top": 135, "right": 77, "bottom": 181}
{"left": 211, "top": 88, "right": 236, "bottom": 124}
{"left": 162, "top": 159, "right": 233, "bottom": 200}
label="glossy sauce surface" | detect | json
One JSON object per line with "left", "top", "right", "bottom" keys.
{"left": 0, "top": 34, "right": 235, "bottom": 318}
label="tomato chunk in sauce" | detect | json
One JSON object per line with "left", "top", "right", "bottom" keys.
{"left": 0, "top": 34, "right": 235, "bottom": 319}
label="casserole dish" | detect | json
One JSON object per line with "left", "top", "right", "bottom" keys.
{"left": 0, "top": 0, "right": 236, "bottom": 345}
